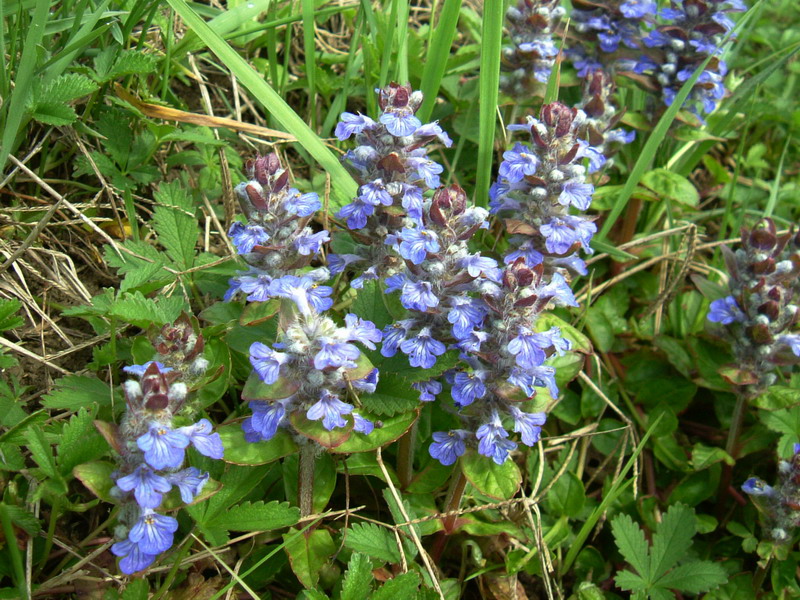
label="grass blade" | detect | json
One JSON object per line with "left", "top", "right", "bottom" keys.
{"left": 395, "top": 0, "right": 409, "bottom": 84}
{"left": 165, "top": 0, "right": 358, "bottom": 208}
{"left": 475, "top": 0, "right": 503, "bottom": 207}
{"left": 417, "top": 0, "right": 463, "bottom": 122}
{"left": 301, "top": 0, "right": 318, "bottom": 130}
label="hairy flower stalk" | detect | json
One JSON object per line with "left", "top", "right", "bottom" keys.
{"left": 742, "top": 444, "right": 800, "bottom": 543}
{"left": 632, "top": 0, "right": 746, "bottom": 117}
{"left": 500, "top": 0, "right": 565, "bottom": 97}
{"left": 332, "top": 83, "right": 452, "bottom": 287}
{"left": 107, "top": 322, "right": 223, "bottom": 574}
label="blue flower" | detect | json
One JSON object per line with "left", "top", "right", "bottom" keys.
{"left": 507, "top": 327, "right": 552, "bottom": 369}
{"left": 400, "top": 328, "right": 447, "bottom": 369}
{"left": 407, "top": 157, "right": 444, "bottom": 189}
{"left": 353, "top": 413, "right": 375, "bottom": 435}
{"left": 344, "top": 314, "right": 383, "bottom": 350}
{"left": 558, "top": 180, "right": 594, "bottom": 210}
{"left": 504, "top": 241, "right": 544, "bottom": 267}
{"left": 400, "top": 280, "right": 440, "bottom": 312}
{"left": 248, "top": 399, "right": 288, "bottom": 441}
{"left": 116, "top": 465, "right": 172, "bottom": 509}
{"left": 380, "top": 111, "right": 421, "bottom": 137}
{"left": 741, "top": 477, "right": 775, "bottom": 497}
{"left": 779, "top": 334, "right": 800, "bottom": 357}
{"left": 620, "top": 0, "right": 656, "bottom": 18}
{"left": 270, "top": 275, "right": 333, "bottom": 314}
{"left": 456, "top": 330, "right": 491, "bottom": 353}
{"left": 178, "top": 419, "right": 224, "bottom": 460}
{"left": 451, "top": 371, "right": 487, "bottom": 407}
{"left": 137, "top": 425, "right": 190, "bottom": 470}
{"left": 328, "top": 253, "right": 364, "bottom": 275}
{"left": 541, "top": 218, "right": 582, "bottom": 255}
{"left": 360, "top": 181, "right": 394, "bottom": 206}
{"left": 284, "top": 190, "right": 321, "bottom": 217}
{"left": 707, "top": 296, "right": 745, "bottom": 325}
{"left": 429, "top": 430, "right": 469, "bottom": 466}
{"left": 448, "top": 297, "right": 486, "bottom": 339}
{"left": 414, "top": 122, "right": 453, "bottom": 147}
{"left": 461, "top": 253, "right": 500, "bottom": 280}
{"left": 228, "top": 222, "right": 270, "bottom": 254}
{"left": 166, "top": 467, "right": 209, "bottom": 504}
{"left": 509, "top": 407, "right": 547, "bottom": 446}
{"left": 314, "top": 339, "right": 360, "bottom": 369}
{"left": 381, "top": 319, "right": 415, "bottom": 357}
{"left": 128, "top": 510, "right": 179, "bottom": 555}
{"left": 540, "top": 273, "right": 579, "bottom": 307}
{"left": 529, "top": 364, "right": 559, "bottom": 398}
{"left": 123, "top": 361, "right": 172, "bottom": 378}
{"left": 335, "top": 112, "right": 377, "bottom": 140}
{"left": 412, "top": 379, "right": 442, "bottom": 402}
{"left": 250, "top": 342, "right": 288, "bottom": 384}
{"left": 353, "top": 368, "right": 380, "bottom": 394}
{"left": 111, "top": 539, "right": 158, "bottom": 575}
{"left": 498, "top": 143, "right": 540, "bottom": 182}
{"left": 399, "top": 228, "right": 440, "bottom": 264}
{"left": 476, "top": 414, "right": 517, "bottom": 465}
{"left": 401, "top": 184, "right": 424, "bottom": 221}
{"left": 337, "top": 198, "right": 375, "bottom": 230}
{"left": 238, "top": 272, "right": 274, "bottom": 302}
{"left": 306, "top": 390, "right": 353, "bottom": 430}
{"left": 294, "top": 230, "right": 330, "bottom": 256}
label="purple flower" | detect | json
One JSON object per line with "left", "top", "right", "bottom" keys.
{"left": 337, "top": 198, "right": 375, "bottom": 230}
{"left": 335, "top": 112, "right": 376, "bottom": 140}
{"left": 398, "top": 228, "right": 440, "bottom": 265}
{"left": 250, "top": 342, "right": 288, "bottom": 384}
{"left": 412, "top": 379, "right": 442, "bottom": 402}
{"left": 620, "top": 0, "right": 656, "bottom": 18}
{"left": 284, "top": 190, "right": 321, "bottom": 217}
{"left": 429, "top": 430, "right": 469, "bottom": 466}
{"left": 507, "top": 327, "right": 551, "bottom": 369}
{"left": 353, "top": 413, "right": 375, "bottom": 435}
{"left": 741, "top": 477, "right": 775, "bottom": 497}
{"left": 360, "top": 181, "right": 394, "bottom": 206}
{"left": 353, "top": 368, "right": 380, "bottom": 394}
{"left": 456, "top": 331, "right": 490, "bottom": 353}
{"left": 344, "top": 314, "right": 383, "bottom": 350}
{"left": 306, "top": 390, "right": 353, "bottom": 430}
{"left": 414, "top": 122, "right": 453, "bottom": 147}
{"left": 137, "top": 425, "right": 190, "bottom": 470}
{"left": 401, "top": 184, "right": 424, "bottom": 221}
{"left": 558, "top": 180, "right": 594, "bottom": 210}
{"left": 238, "top": 272, "right": 274, "bottom": 302}
{"left": 380, "top": 111, "right": 422, "bottom": 137}
{"left": 541, "top": 218, "right": 582, "bottom": 255}
{"left": 476, "top": 414, "right": 517, "bottom": 465}
{"left": 116, "top": 465, "right": 172, "bottom": 509}
{"left": 166, "top": 467, "right": 209, "bottom": 504}
{"left": 314, "top": 339, "right": 360, "bottom": 370}
{"left": 178, "top": 419, "right": 224, "bottom": 460}
{"left": 407, "top": 157, "right": 444, "bottom": 189}
{"left": 448, "top": 297, "right": 486, "bottom": 339}
{"left": 461, "top": 253, "right": 500, "bottom": 280}
{"left": 540, "top": 273, "right": 579, "bottom": 307}
{"left": 128, "top": 510, "right": 179, "bottom": 555}
{"left": 451, "top": 371, "right": 487, "bottom": 407}
{"left": 381, "top": 320, "right": 415, "bottom": 357}
{"left": 228, "top": 222, "right": 270, "bottom": 254}
{"left": 400, "top": 280, "right": 440, "bottom": 312}
{"left": 249, "top": 399, "right": 288, "bottom": 441}
{"left": 111, "top": 539, "right": 157, "bottom": 575}
{"left": 400, "top": 328, "right": 447, "bottom": 369}
{"left": 499, "top": 143, "right": 539, "bottom": 182}
{"left": 328, "top": 253, "right": 364, "bottom": 274}
{"left": 270, "top": 275, "right": 333, "bottom": 314}
{"left": 509, "top": 406, "right": 547, "bottom": 446}
{"left": 294, "top": 230, "right": 330, "bottom": 256}
{"left": 504, "top": 241, "right": 544, "bottom": 267}
{"left": 780, "top": 334, "right": 800, "bottom": 357}
{"left": 708, "top": 296, "right": 745, "bottom": 325}
{"left": 123, "top": 361, "right": 172, "bottom": 377}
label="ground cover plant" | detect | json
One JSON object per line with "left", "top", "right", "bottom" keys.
{"left": 1, "top": 0, "right": 799, "bottom": 598}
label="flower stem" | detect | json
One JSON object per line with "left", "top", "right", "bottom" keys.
{"left": 298, "top": 443, "right": 316, "bottom": 518}
{"left": 441, "top": 464, "right": 468, "bottom": 534}
{"left": 397, "top": 420, "right": 418, "bottom": 489}
{"left": 717, "top": 390, "right": 749, "bottom": 517}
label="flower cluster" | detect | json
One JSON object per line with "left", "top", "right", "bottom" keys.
{"left": 225, "top": 153, "right": 328, "bottom": 303}
{"left": 632, "top": 0, "right": 746, "bottom": 117}
{"left": 241, "top": 271, "right": 381, "bottom": 442}
{"left": 499, "top": 0, "right": 565, "bottom": 97}
{"left": 108, "top": 326, "right": 223, "bottom": 574}
{"left": 568, "top": 0, "right": 653, "bottom": 76}
{"left": 742, "top": 443, "right": 800, "bottom": 543}
{"left": 706, "top": 219, "right": 800, "bottom": 395}
{"left": 490, "top": 101, "right": 599, "bottom": 279}
{"left": 332, "top": 83, "right": 452, "bottom": 287}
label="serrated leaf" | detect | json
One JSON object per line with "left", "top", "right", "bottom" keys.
{"left": 640, "top": 169, "right": 699, "bottom": 207}
{"left": 351, "top": 280, "right": 394, "bottom": 329}
{"left": 284, "top": 527, "right": 336, "bottom": 589}
{"left": 190, "top": 464, "right": 271, "bottom": 526}
{"left": 461, "top": 451, "right": 521, "bottom": 501}
{"left": 610, "top": 514, "right": 650, "bottom": 580}
{"left": 0, "top": 444, "right": 25, "bottom": 471}
{"left": 378, "top": 350, "right": 460, "bottom": 383}
{"left": 152, "top": 181, "right": 198, "bottom": 269}
{"left": 614, "top": 569, "right": 647, "bottom": 593}
{"left": 107, "top": 50, "right": 158, "bottom": 80}
{"left": 205, "top": 500, "right": 299, "bottom": 532}
{"left": 57, "top": 407, "right": 108, "bottom": 476}
{"left": 218, "top": 422, "right": 298, "bottom": 465}
{"left": 649, "top": 503, "right": 695, "bottom": 580}
{"left": 0, "top": 300, "right": 23, "bottom": 331}
{"left": 360, "top": 374, "right": 420, "bottom": 416}
{"left": 105, "top": 240, "right": 170, "bottom": 291}
{"left": 343, "top": 522, "right": 401, "bottom": 564}
{"left": 290, "top": 412, "right": 353, "bottom": 449}
{"left": 39, "top": 73, "right": 98, "bottom": 104}
{"left": 31, "top": 102, "right": 77, "bottom": 125}
{"left": 372, "top": 572, "right": 421, "bottom": 600}
{"left": 1, "top": 505, "right": 40, "bottom": 535}
{"left": 241, "top": 371, "right": 299, "bottom": 402}
{"left": 654, "top": 560, "right": 727, "bottom": 593}
{"left": 341, "top": 553, "right": 374, "bottom": 600}
{"left": 42, "top": 375, "right": 115, "bottom": 411}
{"left": 111, "top": 292, "right": 188, "bottom": 327}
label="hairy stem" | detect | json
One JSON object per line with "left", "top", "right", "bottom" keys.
{"left": 298, "top": 443, "right": 316, "bottom": 518}
{"left": 441, "top": 465, "right": 468, "bottom": 534}
{"left": 397, "top": 420, "right": 419, "bottom": 489}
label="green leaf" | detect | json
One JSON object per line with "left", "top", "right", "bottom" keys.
{"left": 752, "top": 386, "right": 800, "bottom": 411}
{"left": 121, "top": 578, "right": 149, "bottom": 600}
{"left": 545, "top": 472, "right": 586, "bottom": 517}
{"left": 26, "top": 426, "right": 60, "bottom": 481}
{"left": 359, "top": 374, "right": 420, "bottom": 416}
{"left": 649, "top": 503, "right": 695, "bottom": 580}
{"left": 343, "top": 522, "right": 401, "bottom": 564}
{"left": 330, "top": 409, "right": 418, "bottom": 454}
{"left": 1, "top": 505, "right": 40, "bottom": 536}
{"left": 96, "top": 49, "right": 158, "bottom": 82}
{"left": 152, "top": 181, "right": 198, "bottom": 269}
{"left": 351, "top": 280, "right": 394, "bottom": 329}
{"left": 691, "top": 443, "right": 734, "bottom": 470}
{"left": 283, "top": 527, "right": 336, "bottom": 589}
{"left": 218, "top": 422, "right": 298, "bottom": 465}
{"left": 610, "top": 513, "right": 650, "bottom": 581}
{"left": 37, "top": 73, "right": 98, "bottom": 104}
{"left": 57, "top": 407, "right": 108, "bottom": 476}
{"left": 341, "top": 553, "right": 374, "bottom": 600}
{"left": 372, "top": 572, "right": 421, "bottom": 600}
{"left": 655, "top": 560, "right": 727, "bottom": 593}
{"left": 205, "top": 500, "right": 299, "bottom": 532}
{"left": 42, "top": 375, "right": 114, "bottom": 411}
{"left": 30, "top": 101, "right": 77, "bottom": 125}
{"left": 461, "top": 451, "right": 521, "bottom": 500}
{"left": 536, "top": 313, "right": 592, "bottom": 354}
{"left": 417, "top": 0, "right": 463, "bottom": 122}
{"left": 73, "top": 461, "right": 116, "bottom": 502}
{"left": 0, "top": 299, "right": 23, "bottom": 331}
{"left": 241, "top": 371, "right": 299, "bottom": 402}
{"left": 104, "top": 241, "right": 170, "bottom": 291}
{"left": 614, "top": 569, "right": 647, "bottom": 594}
{"left": 110, "top": 292, "right": 188, "bottom": 327}
{"left": 290, "top": 412, "right": 353, "bottom": 449}
{"left": 640, "top": 169, "right": 699, "bottom": 207}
